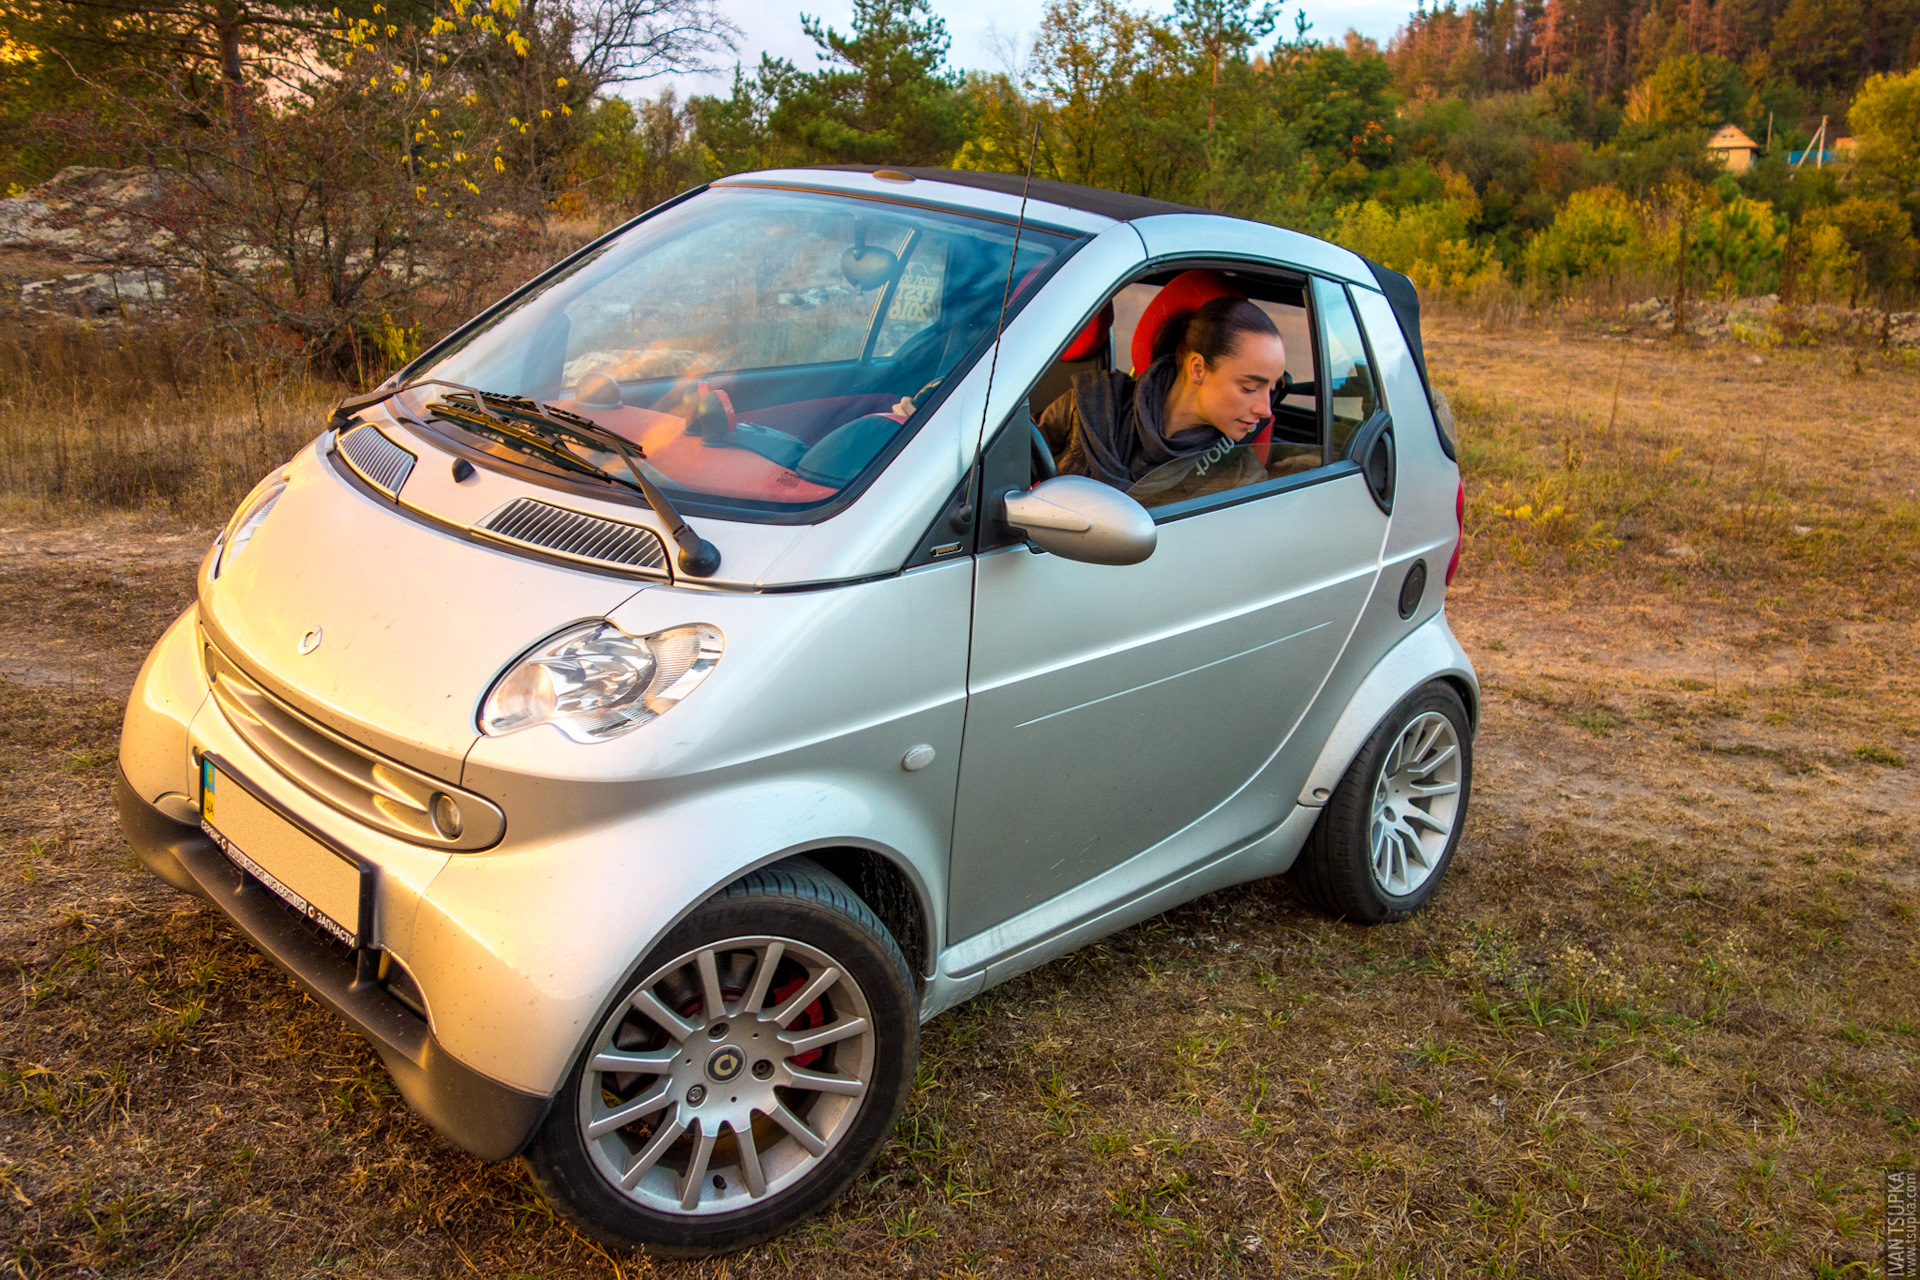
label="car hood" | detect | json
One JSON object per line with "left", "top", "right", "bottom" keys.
{"left": 198, "top": 440, "right": 648, "bottom": 783}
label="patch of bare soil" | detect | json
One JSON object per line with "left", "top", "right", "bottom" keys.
{"left": 0, "top": 515, "right": 211, "bottom": 694}
{"left": 0, "top": 326, "right": 1915, "bottom": 1277}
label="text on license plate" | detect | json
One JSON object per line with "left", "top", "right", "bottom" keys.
{"left": 201, "top": 759, "right": 361, "bottom": 947}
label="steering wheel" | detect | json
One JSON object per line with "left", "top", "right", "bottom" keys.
{"left": 1030, "top": 420, "right": 1059, "bottom": 480}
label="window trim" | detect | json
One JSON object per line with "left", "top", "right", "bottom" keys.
{"left": 1312, "top": 274, "right": 1386, "bottom": 465}
{"left": 1342, "top": 281, "right": 1388, "bottom": 460}
{"left": 1144, "top": 458, "right": 1366, "bottom": 526}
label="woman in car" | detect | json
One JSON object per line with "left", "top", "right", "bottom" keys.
{"left": 1037, "top": 294, "right": 1286, "bottom": 501}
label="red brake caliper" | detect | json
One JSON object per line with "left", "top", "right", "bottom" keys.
{"left": 766, "top": 974, "right": 828, "bottom": 1069}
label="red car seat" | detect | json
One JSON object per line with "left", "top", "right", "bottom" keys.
{"left": 1060, "top": 303, "right": 1114, "bottom": 363}
{"left": 1130, "top": 269, "right": 1272, "bottom": 465}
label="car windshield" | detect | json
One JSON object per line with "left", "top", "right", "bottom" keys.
{"left": 407, "top": 186, "right": 1079, "bottom": 520}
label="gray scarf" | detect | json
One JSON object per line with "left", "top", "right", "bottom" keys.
{"left": 1058, "top": 356, "right": 1231, "bottom": 489}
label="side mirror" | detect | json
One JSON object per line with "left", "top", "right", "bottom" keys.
{"left": 1001, "top": 476, "right": 1157, "bottom": 566}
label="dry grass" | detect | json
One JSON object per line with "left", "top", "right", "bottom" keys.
{"left": 0, "top": 322, "right": 1916, "bottom": 1277}
{"left": 0, "top": 320, "right": 337, "bottom": 518}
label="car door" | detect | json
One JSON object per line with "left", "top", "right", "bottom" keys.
{"left": 945, "top": 269, "right": 1393, "bottom": 945}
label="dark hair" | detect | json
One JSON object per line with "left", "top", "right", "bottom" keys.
{"left": 1162, "top": 296, "right": 1281, "bottom": 366}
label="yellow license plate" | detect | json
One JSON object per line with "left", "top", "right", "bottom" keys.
{"left": 201, "top": 758, "right": 362, "bottom": 947}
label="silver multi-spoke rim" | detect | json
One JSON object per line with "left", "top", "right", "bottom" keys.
{"left": 1368, "top": 710, "right": 1464, "bottom": 897}
{"left": 578, "top": 935, "right": 875, "bottom": 1216}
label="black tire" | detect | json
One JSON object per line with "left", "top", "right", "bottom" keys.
{"left": 1290, "top": 682, "right": 1473, "bottom": 924}
{"left": 523, "top": 862, "right": 917, "bottom": 1257}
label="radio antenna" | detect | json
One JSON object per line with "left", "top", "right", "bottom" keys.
{"left": 977, "top": 116, "right": 1043, "bottom": 449}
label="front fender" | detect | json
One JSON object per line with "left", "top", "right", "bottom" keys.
{"left": 120, "top": 601, "right": 211, "bottom": 827}
{"left": 408, "top": 773, "right": 947, "bottom": 1098}
{"left": 1297, "top": 611, "right": 1478, "bottom": 808}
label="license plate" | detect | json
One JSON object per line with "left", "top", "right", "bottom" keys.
{"left": 201, "top": 758, "right": 364, "bottom": 947}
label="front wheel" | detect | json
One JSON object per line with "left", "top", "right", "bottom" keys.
{"left": 523, "top": 863, "right": 917, "bottom": 1257}
{"left": 1290, "top": 682, "right": 1473, "bottom": 923}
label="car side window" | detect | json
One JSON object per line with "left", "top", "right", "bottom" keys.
{"left": 1045, "top": 271, "right": 1330, "bottom": 511}
{"left": 1312, "top": 277, "right": 1381, "bottom": 461}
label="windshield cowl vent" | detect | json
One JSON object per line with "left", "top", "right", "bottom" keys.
{"left": 338, "top": 425, "right": 417, "bottom": 498}
{"left": 476, "top": 497, "right": 670, "bottom": 578}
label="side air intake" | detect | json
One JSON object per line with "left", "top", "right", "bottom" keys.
{"left": 477, "top": 497, "right": 670, "bottom": 577}
{"left": 338, "top": 425, "right": 417, "bottom": 497}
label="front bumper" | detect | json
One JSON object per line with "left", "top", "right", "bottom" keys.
{"left": 116, "top": 767, "right": 549, "bottom": 1160}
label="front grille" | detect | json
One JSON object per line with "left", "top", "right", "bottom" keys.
{"left": 202, "top": 639, "right": 504, "bottom": 851}
{"left": 477, "top": 497, "right": 669, "bottom": 577}
{"left": 338, "top": 425, "right": 416, "bottom": 497}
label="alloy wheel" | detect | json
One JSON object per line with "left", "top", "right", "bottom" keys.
{"left": 577, "top": 935, "right": 875, "bottom": 1216}
{"left": 1367, "top": 710, "right": 1464, "bottom": 897}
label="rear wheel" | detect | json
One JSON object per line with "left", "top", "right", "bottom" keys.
{"left": 1291, "top": 682, "right": 1472, "bottom": 923}
{"left": 523, "top": 863, "right": 917, "bottom": 1257}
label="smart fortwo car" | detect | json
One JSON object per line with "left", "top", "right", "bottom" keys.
{"left": 117, "top": 167, "right": 1477, "bottom": 1256}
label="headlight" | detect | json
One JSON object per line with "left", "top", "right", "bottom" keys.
{"left": 214, "top": 475, "right": 288, "bottom": 578}
{"left": 480, "top": 621, "right": 724, "bottom": 742}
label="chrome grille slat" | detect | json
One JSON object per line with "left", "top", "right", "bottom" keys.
{"left": 338, "top": 425, "right": 417, "bottom": 497}
{"left": 237, "top": 685, "right": 428, "bottom": 814}
{"left": 476, "top": 497, "right": 669, "bottom": 577}
{"left": 201, "top": 638, "right": 503, "bottom": 851}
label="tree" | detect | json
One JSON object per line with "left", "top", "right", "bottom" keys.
{"left": 758, "top": 0, "right": 968, "bottom": 165}
{"left": 1848, "top": 67, "right": 1920, "bottom": 200}
{"left": 1695, "top": 193, "right": 1784, "bottom": 296}
{"left": 1027, "top": 0, "right": 1153, "bottom": 186}
{"left": 1624, "top": 54, "right": 1710, "bottom": 132}
{"left": 1172, "top": 0, "right": 1276, "bottom": 133}
{"left": 1266, "top": 41, "right": 1397, "bottom": 167}
{"left": 23, "top": 0, "right": 576, "bottom": 374}
{"left": 570, "top": 0, "right": 740, "bottom": 91}
{"left": 575, "top": 90, "right": 706, "bottom": 213}
{"left": 1768, "top": 0, "right": 1866, "bottom": 91}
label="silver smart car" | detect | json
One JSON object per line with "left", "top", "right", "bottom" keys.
{"left": 117, "top": 167, "right": 1476, "bottom": 1256}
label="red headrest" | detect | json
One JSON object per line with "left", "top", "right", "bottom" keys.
{"left": 1060, "top": 303, "right": 1114, "bottom": 363}
{"left": 1130, "top": 269, "right": 1243, "bottom": 374}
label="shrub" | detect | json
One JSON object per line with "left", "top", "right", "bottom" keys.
{"left": 1803, "top": 197, "right": 1920, "bottom": 305}
{"left": 1333, "top": 175, "right": 1506, "bottom": 300}
{"left": 1522, "top": 185, "right": 1642, "bottom": 293}
{"left": 1791, "top": 222, "right": 1858, "bottom": 302}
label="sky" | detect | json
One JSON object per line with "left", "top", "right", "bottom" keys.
{"left": 650, "top": 0, "right": 1422, "bottom": 101}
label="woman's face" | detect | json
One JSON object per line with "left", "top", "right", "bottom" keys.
{"left": 1182, "top": 332, "right": 1286, "bottom": 441}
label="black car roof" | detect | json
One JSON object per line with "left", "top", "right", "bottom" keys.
{"left": 810, "top": 166, "right": 1203, "bottom": 222}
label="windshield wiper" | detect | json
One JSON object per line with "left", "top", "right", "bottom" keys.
{"left": 424, "top": 387, "right": 722, "bottom": 579}
{"left": 328, "top": 378, "right": 488, "bottom": 431}
{"left": 330, "top": 379, "right": 720, "bottom": 577}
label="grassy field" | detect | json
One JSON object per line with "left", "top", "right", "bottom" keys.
{"left": 1, "top": 321, "right": 1915, "bottom": 1277}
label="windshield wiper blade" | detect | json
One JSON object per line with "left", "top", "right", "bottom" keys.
{"left": 425, "top": 396, "right": 618, "bottom": 484}
{"left": 333, "top": 379, "right": 722, "bottom": 578}
{"left": 428, "top": 388, "right": 722, "bottom": 579}
{"left": 327, "top": 378, "right": 496, "bottom": 431}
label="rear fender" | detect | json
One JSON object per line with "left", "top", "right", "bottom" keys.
{"left": 1297, "top": 612, "right": 1477, "bottom": 808}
